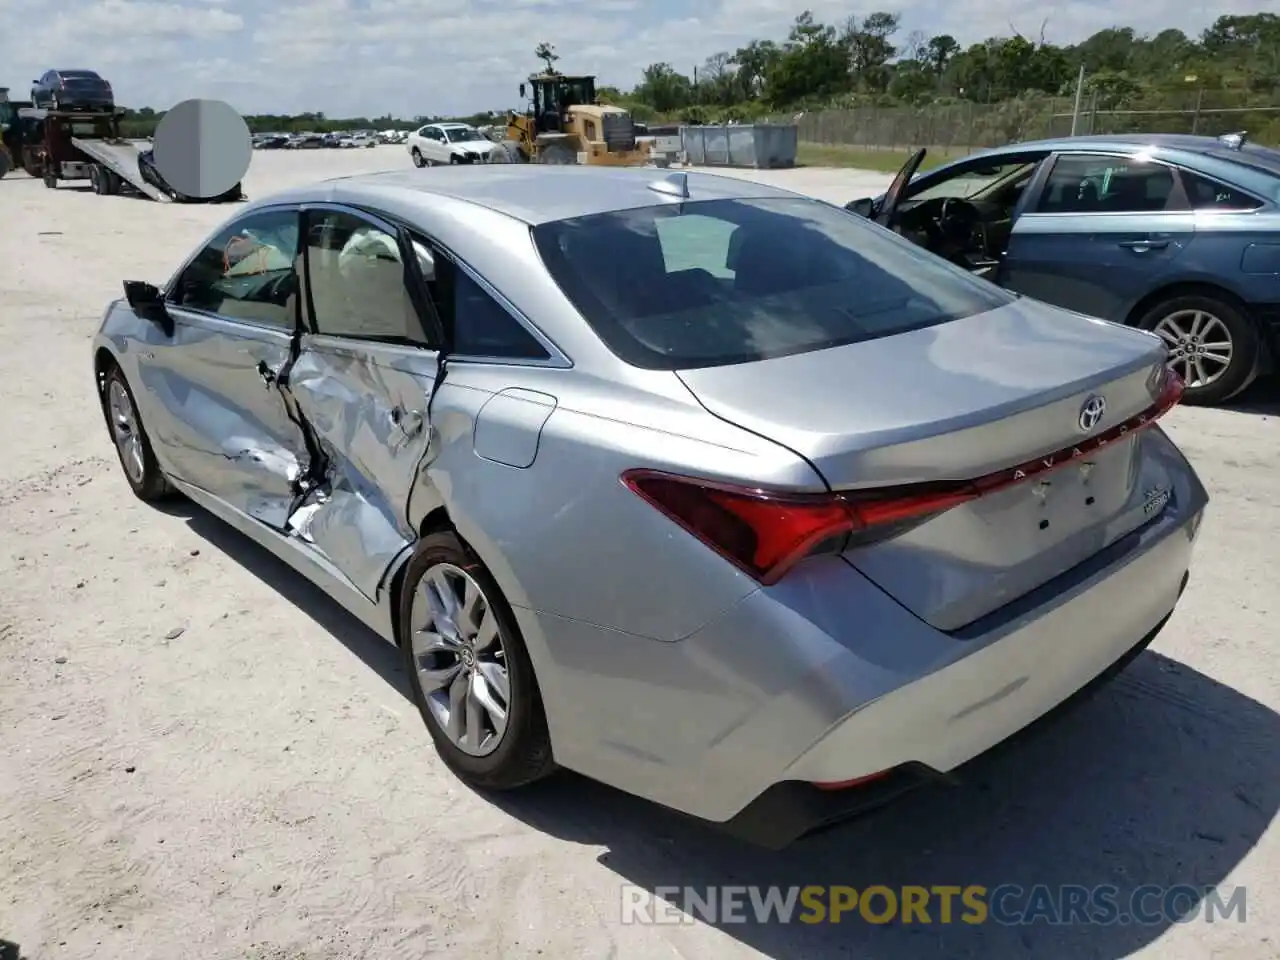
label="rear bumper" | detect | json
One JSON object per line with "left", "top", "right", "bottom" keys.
{"left": 522, "top": 429, "right": 1208, "bottom": 842}
{"left": 719, "top": 590, "right": 1181, "bottom": 849}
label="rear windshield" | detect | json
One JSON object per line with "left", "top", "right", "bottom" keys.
{"left": 532, "top": 197, "right": 1012, "bottom": 370}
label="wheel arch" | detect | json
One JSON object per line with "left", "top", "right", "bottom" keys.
{"left": 388, "top": 506, "right": 462, "bottom": 648}
{"left": 93, "top": 346, "right": 123, "bottom": 431}
{"left": 1124, "top": 280, "right": 1252, "bottom": 328}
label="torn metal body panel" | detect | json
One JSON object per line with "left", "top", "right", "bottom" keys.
{"left": 285, "top": 338, "right": 438, "bottom": 600}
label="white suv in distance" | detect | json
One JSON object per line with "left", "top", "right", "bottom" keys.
{"left": 407, "top": 122, "right": 495, "bottom": 166}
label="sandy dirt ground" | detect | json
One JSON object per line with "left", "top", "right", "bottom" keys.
{"left": 1, "top": 149, "right": 1277, "bottom": 960}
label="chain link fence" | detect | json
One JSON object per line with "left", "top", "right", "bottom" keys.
{"left": 796, "top": 90, "right": 1280, "bottom": 157}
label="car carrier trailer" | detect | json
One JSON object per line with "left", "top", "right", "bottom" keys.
{"left": 20, "top": 106, "right": 242, "bottom": 202}
{"left": 20, "top": 107, "right": 169, "bottom": 199}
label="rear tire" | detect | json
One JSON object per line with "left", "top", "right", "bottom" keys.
{"left": 1135, "top": 292, "right": 1260, "bottom": 406}
{"left": 399, "top": 531, "right": 556, "bottom": 791}
{"left": 90, "top": 165, "right": 105, "bottom": 194}
{"left": 101, "top": 365, "right": 172, "bottom": 501}
{"left": 43, "top": 171, "right": 56, "bottom": 189}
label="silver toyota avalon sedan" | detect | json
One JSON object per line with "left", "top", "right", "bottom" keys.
{"left": 92, "top": 166, "right": 1207, "bottom": 847}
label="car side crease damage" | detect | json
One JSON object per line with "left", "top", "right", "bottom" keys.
{"left": 282, "top": 347, "right": 441, "bottom": 601}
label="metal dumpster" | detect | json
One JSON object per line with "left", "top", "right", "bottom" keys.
{"left": 680, "top": 123, "right": 797, "bottom": 169}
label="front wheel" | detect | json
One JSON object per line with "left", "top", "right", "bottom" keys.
{"left": 102, "top": 366, "right": 172, "bottom": 501}
{"left": 1136, "top": 293, "right": 1260, "bottom": 406}
{"left": 411, "top": 147, "right": 426, "bottom": 168}
{"left": 399, "top": 532, "right": 556, "bottom": 790}
{"left": 536, "top": 142, "right": 577, "bottom": 165}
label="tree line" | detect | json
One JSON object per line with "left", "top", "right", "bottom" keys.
{"left": 115, "top": 11, "right": 1280, "bottom": 138}
{"left": 605, "top": 11, "right": 1280, "bottom": 122}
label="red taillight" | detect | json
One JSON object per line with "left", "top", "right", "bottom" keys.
{"left": 622, "top": 470, "right": 971, "bottom": 586}
{"left": 623, "top": 370, "right": 1184, "bottom": 586}
{"left": 813, "top": 771, "right": 892, "bottom": 791}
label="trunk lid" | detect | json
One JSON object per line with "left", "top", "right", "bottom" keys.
{"left": 676, "top": 298, "right": 1177, "bottom": 632}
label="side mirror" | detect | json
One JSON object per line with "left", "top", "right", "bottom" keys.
{"left": 519, "top": 83, "right": 526, "bottom": 99}
{"left": 123, "top": 280, "right": 173, "bottom": 335}
{"left": 845, "top": 197, "right": 875, "bottom": 218}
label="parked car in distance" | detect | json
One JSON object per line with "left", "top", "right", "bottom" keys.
{"left": 408, "top": 122, "right": 495, "bottom": 166}
{"left": 30, "top": 69, "right": 114, "bottom": 112}
{"left": 253, "top": 133, "right": 290, "bottom": 149}
{"left": 846, "top": 132, "right": 1280, "bottom": 406}
{"left": 287, "top": 132, "right": 325, "bottom": 149}
{"left": 93, "top": 166, "right": 1205, "bottom": 849}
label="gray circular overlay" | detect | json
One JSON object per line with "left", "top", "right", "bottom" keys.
{"left": 153, "top": 99, "right": 251, "bottom": 199}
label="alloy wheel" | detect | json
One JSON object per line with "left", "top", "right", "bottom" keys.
{"left": 1152, "top": 308, "right": 1234, "bottom": 390}
{"left": 107, "top": 379, "right": 145, "bottom": 484}
{"left": 409, "top": 563, "right": 511, "bottom": 757}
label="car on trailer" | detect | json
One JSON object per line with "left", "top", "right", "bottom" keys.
{"left": 30, "top": 69, "right": 114, "bottom": 112}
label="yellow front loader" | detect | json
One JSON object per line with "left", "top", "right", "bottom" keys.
{"left": 488, "top": 73, "right": 651, "bottom": 166}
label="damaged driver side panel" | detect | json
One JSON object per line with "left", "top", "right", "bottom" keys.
{"left": 271, "top": 205, "right": 444, "bottom": 602}
{"left": 285, "top": 343, "right": 438, "bottom": 600}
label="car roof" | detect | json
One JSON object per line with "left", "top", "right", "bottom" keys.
{"left": 259, "top": 166, "right": 805, "bottom": 226}
{"left": 980, "top": 133, "right": 1232, "bottom": 154}
{"left": 957, "top": 133, "right": 1280, "bottom": 193}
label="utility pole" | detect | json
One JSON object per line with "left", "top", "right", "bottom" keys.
{"left": 1069, "top": 64, "right": 1086, "bottom": 136}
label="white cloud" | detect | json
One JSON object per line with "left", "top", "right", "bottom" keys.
{"left": 0, "top": 0, "right": 1270, "bottom": 117}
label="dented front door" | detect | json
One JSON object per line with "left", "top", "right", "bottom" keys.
{"left": 279, "top": 204, "right": 443, "bottom": 601}
{"left": 143, "top": 206, "right": 312, "bottom": 528}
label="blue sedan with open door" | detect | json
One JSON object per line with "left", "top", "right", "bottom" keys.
{"left": 846, "top": 132, "right": 1280, "bottom": 406}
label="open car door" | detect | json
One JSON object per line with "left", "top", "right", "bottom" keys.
{"left": 873, "top": 147, "right": 927, "bottom": 227}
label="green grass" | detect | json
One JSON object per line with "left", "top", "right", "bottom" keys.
{"left": 795, "top": 142, "right": 967, "bottom": 171}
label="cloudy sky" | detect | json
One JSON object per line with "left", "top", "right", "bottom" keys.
{"left": 0, "top": 0, "right": 1271, "bottom": 118}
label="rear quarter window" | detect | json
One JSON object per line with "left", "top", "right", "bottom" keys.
{"left": 532, "top": 197, "right": 1011, "bottom": 370}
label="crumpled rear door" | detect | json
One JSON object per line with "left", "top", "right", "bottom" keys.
{"left": 278, "top": 204, "right": 443, "bottom": 602}
{"left": 285, "top": 342, "right": 438, "bottom": 600}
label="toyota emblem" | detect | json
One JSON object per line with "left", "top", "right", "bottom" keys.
{"left": 1078, "top": 394, "right": 1107, "bottom": 433}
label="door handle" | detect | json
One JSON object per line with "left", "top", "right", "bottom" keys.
{"left": 1117, "top": 238, "right": 1169, "bottom": 251}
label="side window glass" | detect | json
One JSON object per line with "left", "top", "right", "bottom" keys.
{"left": 452, "top": 270, "right": 551, "bottom": 359}
{"left": 1181, "top": 170, "right": 1262, "bottom": 211}
{"left": 1037, "top": 156, "right": 1175, "bottom": 214}
{"left": 305, "top": 210, "right": 427, "bottom": 342}
{"left": 171, "top": 209, "right": 299, "bottom": 327}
